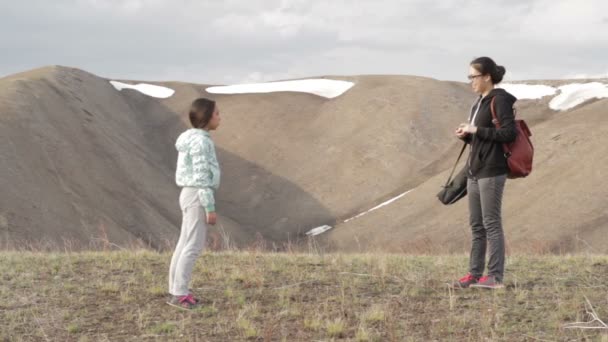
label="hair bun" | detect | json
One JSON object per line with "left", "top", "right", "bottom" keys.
{"left": 496, "top": 65, "right": 506, "bottom": 77}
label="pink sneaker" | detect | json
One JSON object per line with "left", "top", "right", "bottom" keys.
{"left": 470, "top": 275, "right": 504, "bottom": 289}
{"left": 166, "top": 293, "right": 200, "bottom": 310}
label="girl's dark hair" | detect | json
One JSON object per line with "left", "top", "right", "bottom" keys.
{"left": 470, "top": 57, "right": 506, "bottom": 84}
{"left": 189, "top": 98, "right": 216, "bottom": 128}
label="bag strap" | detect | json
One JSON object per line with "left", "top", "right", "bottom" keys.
{"left": 490, "top": 97, "right": 501, "bottom": 128}
{"left": 443, "top": 142, "right": 467, "bottom": 187}
{"left": 490, "top": 97, "right": 512, "bottom": 156}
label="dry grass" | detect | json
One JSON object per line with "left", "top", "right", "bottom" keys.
{"left": 1, "top": 251, "right": 608, "bottom": 341}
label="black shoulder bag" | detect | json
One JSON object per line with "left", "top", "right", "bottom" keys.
{"left": 437, "top": 143, "right": 468, "bottom": 205}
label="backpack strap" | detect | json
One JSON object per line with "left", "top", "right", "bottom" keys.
{"left": 490, "top": 96, "right": 518, "bottom": 126}
{"left": 490, "top": 97, "right": 501, "bottom": 128}
{"left": 490, "top": 96, "right": 512, "bottom": 157}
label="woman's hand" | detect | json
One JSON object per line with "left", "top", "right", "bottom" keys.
{"left": 457, "top": 123, "right": 477, "bottom": 136}
{"left": 455, "top": 127, "right": 469, "bottom": 138}
{"left": 206, "top": 212, "right": 217, "bottom": 225}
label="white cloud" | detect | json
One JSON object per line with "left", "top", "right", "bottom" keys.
{"left": 79, "top": 0, "right": 159, "bottom": 14}
{"left": 516, "top": 0, "right": 608, "bottom": 44}
{"left": 238, "top": 71, "right": 299, "bottom": 84}
{"left": 1, "top": 0, "right": 607, "bottom": 83}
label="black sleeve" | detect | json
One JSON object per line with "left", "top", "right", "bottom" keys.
{"left": 476, "top": 96, "right": 517, "bottom": 143}
{"left": 458, "top": 134, "right": 472, "bottom": 144}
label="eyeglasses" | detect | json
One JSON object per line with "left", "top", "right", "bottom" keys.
{"left": 467, "top": 74, "right": 484, "bottom": 81}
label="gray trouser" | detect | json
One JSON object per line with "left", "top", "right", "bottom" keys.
{"left": 168, "top": 187, "right": 208, "bottom": 296}
{"left": 467, "top": 175, "right": 507, "bottom": 281}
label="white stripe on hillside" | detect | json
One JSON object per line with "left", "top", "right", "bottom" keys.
{"left": 206, "top": 79, "right": 354, "bottom": 99}
{"left": 343, "top": 189, "right": 414, "bottom": 224}
{"left": 549, "top": 82, "right": 608, "bottom": 111}
{"left": 109, "top": 81, "right": 175, "bottom": 98}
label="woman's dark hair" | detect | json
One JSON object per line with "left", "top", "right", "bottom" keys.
{"left": 470, "top": 57, "right": 506, "bottom": 84}
{"left": 189, "top": 98, "right": 216, "bottom": 128}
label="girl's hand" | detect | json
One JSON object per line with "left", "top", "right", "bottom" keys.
{"left": 458, "top": 123, "right": 477, "bottom": 134}
{"left": 206, "top": 212, "right": 217, "bottom": 225}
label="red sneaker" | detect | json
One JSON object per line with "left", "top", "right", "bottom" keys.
{"left": 470, "top": 275, "right": 504, "bottom": 289}
{"left": 448, "top": 273, "right": 479, "bottom": 289}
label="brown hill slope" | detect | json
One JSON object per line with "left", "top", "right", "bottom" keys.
{"left": 2, "top": 66, "right": 605, "bottom": 253}
{"left": 156, "top": 75, "right": 477, "bottom": 240}
{"left": 0, "top": 66, "right": 188, "bottom": 248}
{"left": 324, "top": 95, "right": 608, "bottom": 253}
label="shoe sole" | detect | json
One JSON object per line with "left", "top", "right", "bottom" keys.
{"left": 166, "top": 293, "right": 201, "bottom": 307}
{"left": 469, "top": 284, "right": 505, "bottom": 289}
{"left": 166, "top": 301, "right": 199, "bottom": 310}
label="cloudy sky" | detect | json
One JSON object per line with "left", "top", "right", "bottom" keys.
{"left": 1, "top": 0, "right": 607, "bottom": 84}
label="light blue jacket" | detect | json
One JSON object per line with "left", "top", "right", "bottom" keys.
{"left": 175, "top": 129, "right": 221, "bottom": 212}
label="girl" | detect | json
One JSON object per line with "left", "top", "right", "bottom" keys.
{"left": 451, "top": 57, "right": 517, "bottom": 289}
{"left": 167, "top": 98, "right": 221, "bottom": 309}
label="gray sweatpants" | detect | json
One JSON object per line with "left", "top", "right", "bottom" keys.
{"left": 467, "top": 175, "right": 507, "bottom": 281}
{"left": 168, "top": 187, "right": 208, "bottom": 296}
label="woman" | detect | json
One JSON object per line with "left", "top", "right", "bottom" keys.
{"left": 452, "top": 57, "right": 517, "bottom": 289}
{"left": 167, "top": 98, "right": 221, "bottom": 309}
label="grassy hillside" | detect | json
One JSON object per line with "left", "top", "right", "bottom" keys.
{"left": 1, "top": 251, "right": 607, "bottom": 341}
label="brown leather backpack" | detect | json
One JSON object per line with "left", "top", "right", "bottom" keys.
{"left": 490, "top": 97, "right": 534, "bottom": 178}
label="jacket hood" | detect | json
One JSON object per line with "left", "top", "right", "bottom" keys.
{"left": 487, "top": 87, "right": 517, "bottom": 105}
{"left": 175, "top": 128, "right": 209, "bottom": 153}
